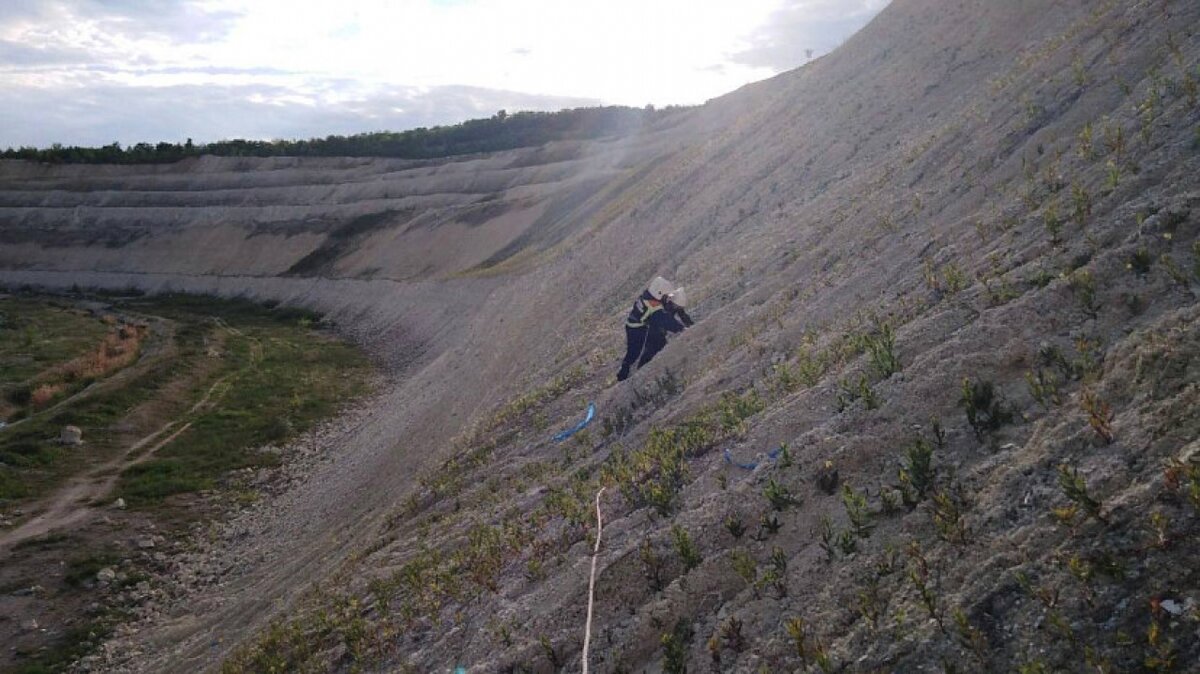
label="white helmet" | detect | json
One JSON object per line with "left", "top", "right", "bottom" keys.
{"left": 647, "top": 276, "right": 675, "bottom": 300}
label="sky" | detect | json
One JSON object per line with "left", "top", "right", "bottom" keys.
{"left": 0, "top": 0, "right": 889, "bottom": 148}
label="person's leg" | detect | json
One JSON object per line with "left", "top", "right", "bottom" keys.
{"left": 617, "top": 326, "right": 646, "bottom": 381}
{"left": 637, "top": 330, "right": 666, "bottom": 368}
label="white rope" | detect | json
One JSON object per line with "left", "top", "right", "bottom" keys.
{"left": 581, "top": 487, "right": 606, "bottom": 674}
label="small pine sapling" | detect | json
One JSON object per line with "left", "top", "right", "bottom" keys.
{"left": 1163, "top": 458, "right": 1200, "bottom": 511}
{"left": 671, "top": 524, "right": 702, "bottom": 572}
{"left": 1081, "top": 388, "right": 1115, "bottom": 444}
{"left": 1057, "top": 464, "right": 1105, "bottom": 523}
{"left": 661, "top": 619, "right": 692, "bottom": 674}
{"left": 856, "top": 575, "right": 885, "bottom": 631}
{"left": 1127, "top": 247, "right": 1153, "bottom": 275}
{"left": 764, "top": 478, "right": 800, "bottom": 511}
{"left": 898, "top": 437, "right": 936, "bottom": 507}
{"left": 1044, "top": 201, "right": 1063, "bottom": 244}
{"left": 724, "top": 513, "right": 746, "bottom": 540}
{"left": 907, "top": 541, "right": 944, "bottom": 631}
{"left": 785, "top": 616, "right": 811, "bottom": 665}
{"left": 1069, "top": 269, "right": 1100, "bottom": 317}
{"left": 930, "top": 488, "right": 971, "bottom": 545}
{"left": 640, "top": 538, "right": 667, "bottom": 592}
{"left": 762, "top": 546, "right": 789, "bottom": 597}
{"left": 959, "top": 377, "right": 1014, "bottom": 440}
{"left": 1026, "top": 368, "right": 1061, "bottom": 409}
{"left": 720, "top": 616, "right": 746, "bottom": 653}
{"left": 730, "top": 549, "right": 759, "bottom": 597}
{"left": 841, "top": 484, "right": 875, "bottom": 538}
{"left": 952, "top": 609, "right": 989, "bottom": 663}
{"left": 755, "top": 511, "right": 783, "bottom": 540}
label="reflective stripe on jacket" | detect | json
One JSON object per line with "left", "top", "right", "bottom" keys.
{"left": 626, "top": 297, "right": 663, "bottom": 328}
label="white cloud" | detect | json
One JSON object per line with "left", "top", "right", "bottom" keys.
{"left": 0, "top": 0, "right": 887, "bottom": 146}
{"left": 732, "top": 0, "right": 889, "bottom": 68}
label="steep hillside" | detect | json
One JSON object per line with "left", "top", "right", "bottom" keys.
{"left": 2, "top": 0, "right": 1199, "bottom": 672}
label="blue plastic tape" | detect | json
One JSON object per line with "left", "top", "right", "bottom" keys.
{"left": 552, "top": 402, "right": 596, "bottom": 442}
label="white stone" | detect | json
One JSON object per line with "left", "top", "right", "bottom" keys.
{"left": 96, "top": 567, "right": 116, "bottom": 584}
{"left": 60, "top": 425, "right": 83, "bottom": 445}
{"left": 114, "top": 498, "right": 126, "bottom": 510}
{"left": 1160, "top": 599, "right": 1183, "bottom": 616}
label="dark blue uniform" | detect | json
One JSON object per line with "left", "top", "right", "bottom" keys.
{"left": 617, "top": 290, "right": 693, "bottom": 381}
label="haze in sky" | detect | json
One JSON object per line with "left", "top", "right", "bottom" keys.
{"left": 0, "top": 0, "right": 888, "bottom": 147}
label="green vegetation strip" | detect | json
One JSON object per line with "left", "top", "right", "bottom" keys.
{"left": 117, "top": 302, "right": 370, "bottom": 506}
{"left": 0, "top": 293, "right": 372, "bottom": 507}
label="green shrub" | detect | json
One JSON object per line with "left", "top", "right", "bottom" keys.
{"left": 1069, "top": 269, "right": 1100, "bottom": 317}
{"left": 671, "top": 524, "right": 702, "bottom": 572}
{"left": 1127, "top": 247, "right": 1153, "bottom": 275}
{"left": 661, "top": 619, "right": 693, "bottom": 674}
{"left": 1057, "top": 463, "right": 1105, "bottom": 522}
{"left": 724, "top": 513, "right": 746, "bottom": 539}
{"left": 841, "top": 484, "right": 874, "bottom": 538}
{"left": 898, "top": 437, "right": 935, "bottom": 507}
{"left": 959, "top": 378, "right": 1014, "bottom": 440}
{"left": 764, "top": 478, "right": 799, "bottom": 511}
{"left": 864, "top": 322, "right": 901, "bottom": 378}
{"left": 730, "top": 549, "right": 758, "bottom": 594}
{"left": 640, "top": 538, "right": 667, "bottom": 592}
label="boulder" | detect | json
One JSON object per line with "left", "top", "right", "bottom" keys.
{"left": 60, "top": 425, "right": 83, "bottom": 445}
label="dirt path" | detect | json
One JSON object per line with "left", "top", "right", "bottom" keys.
{"left": 0, "top": 374, "right": 231, "bottom": 553}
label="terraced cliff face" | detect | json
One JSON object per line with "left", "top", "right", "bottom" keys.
{"left": 3, "top": 0, "right": 1200, "bottom": 672}
{"left": 0, "top": 127, "right": 686, "bottom": 280}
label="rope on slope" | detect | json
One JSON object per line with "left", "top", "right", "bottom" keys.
{"left": 581, "top": 487, "right": 606, "bottom": 674}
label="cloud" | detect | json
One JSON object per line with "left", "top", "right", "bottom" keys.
{"left": 0, "top": 39, "right": 94, "bottom": 67}
{"left": 0, "top": 80, "right": 599, "bottom": 147}
{"left": 0, "top": 1, "right": 886, "bottom": 147}
{"left": 0, "top": 0, "right": 242, "bottom": 44}
{"left": 731, "top": 0, "right": 890, "bottom": 70}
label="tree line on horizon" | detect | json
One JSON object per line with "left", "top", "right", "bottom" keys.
{"left": 0, "top": 105, "right": 689, "bottom": 165}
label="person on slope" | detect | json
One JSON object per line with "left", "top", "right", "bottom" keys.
{"left": 617, "top": 277, "right": 693, "bottom": 382}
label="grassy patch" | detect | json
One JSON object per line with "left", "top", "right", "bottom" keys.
{"left": 0, "top": 293, "right": 371, "bottom": 507}
{"left": 0, "top": 355, "right": 183, "bottom": 501}
{"left": 0, "top": 297, "right": 110, "bottom": 388}
{"left": 116, "top": 305, "right": 370, "bottom": 506}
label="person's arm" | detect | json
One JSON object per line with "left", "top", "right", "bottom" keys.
{"left": 652, "top": 309, "right": 686, "bottom": 334}
{"left": 675, "top": 307, "right": 694, "bottom": 328}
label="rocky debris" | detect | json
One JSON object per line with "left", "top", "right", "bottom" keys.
{"left": 72, "top": 392, "right": 381, "bottom": 672}
{"left": 21, "top": 618, "right": 40, "bottom": 632}
{"left": 96, "top": 567, "right": 116, "bottom": 585}
{"left": 60, "top": 425, "right": 83, "bottom": 445}
{"left": 113, "top": 498, "right": 126, "bottom": 510}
